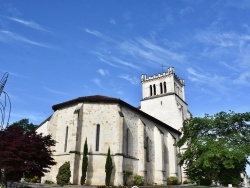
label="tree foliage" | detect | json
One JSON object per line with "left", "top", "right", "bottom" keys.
{"left": 105, "top": 147, "right": 113, "bottom": 186}
{"left": 56, "top": 161, "right": 71, "bottom": 186}
{"left": 0, "top": 119, "right": 56, "bottom": 183}
{"left": 80, "top": 138, "right": 88, "bottom": 185}
{"left": 177, "top": 111, "right": 250, "bottom": 185}
{"left": 10, "top": 119, "right": 37, "bottom": 132}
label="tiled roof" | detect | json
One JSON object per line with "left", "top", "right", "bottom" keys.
{"left": 52, "top": 95, "right": 122, "bottom": 110}
{"left": 52, "top": 95, "right": 181, "bottom": 135}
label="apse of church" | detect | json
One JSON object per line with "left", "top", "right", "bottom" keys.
{"left": 37, "top": 67, "right": 190, "bottom": 185}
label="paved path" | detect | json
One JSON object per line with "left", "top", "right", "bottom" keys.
{"left": 7, "top": 182, "right": 96, "bottom": 188}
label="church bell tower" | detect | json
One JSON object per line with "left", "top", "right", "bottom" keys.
{"left": 140, "top": 67, "right": 189, "bottom": 131}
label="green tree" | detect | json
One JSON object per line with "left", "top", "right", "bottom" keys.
{"left": 176, "top": 111, "right": 250, "bottom": 185}
{"left": 10, "top": 119, "right": 37, "bottom": 132}
{"left": 56, "top": 162, "right": 71, "bottom": 186}
{"left": 105, "top": 147, "right": 113, "bottom": 186}
{"left": 80, "top": 138, "right": 88, "bottom": 185}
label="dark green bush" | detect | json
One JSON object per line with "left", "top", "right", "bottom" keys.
{"left": 123, "top": 171, "right": 133, "bottom": 185}
{"left": 44, "top": 180, "right": 54, "bottom": 184}
{"left": 24, "top": 176, "right": 40, "bottom": 183}
{"left": 133, "top": 174, "right": 144, "bottom": 186}
{"left": 183, "top": 180, "right": 189, "bottom": 184}
{"left": 56, "top": 161, "right": 71, "bottom": 186}
{"left": 167, "top": 176, "right": 178, "bottom": 185}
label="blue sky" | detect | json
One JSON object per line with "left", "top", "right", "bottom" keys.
{"left": 1, "top": 0, "right": 250, "bottom": 172}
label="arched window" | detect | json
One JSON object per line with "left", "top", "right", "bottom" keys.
{"left": 164, "top": 82, "right": 167, "bottom": 93}
{"left": 96, "top": 124, "right": 100, "bottom": 151}
{"left": 160, "top": 83, "right": 163, "bottom": 94}
{"left": 145, "top": 136, "right": 150, "bottom": 162}
{"left": 150, "top": 85, "right": 152, "bottom": 96}
{"left": 126, "top": 128, "right": 129, "bottom": 155}
{"left": 64, "top": 126, "right": 68, "bottom": 152}
{"left": 153, "top": 84, "right": 156, "bottom": 95}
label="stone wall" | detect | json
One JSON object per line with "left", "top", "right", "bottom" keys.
{"left": 37, "top": 101, "right": 182, "bottom": 185}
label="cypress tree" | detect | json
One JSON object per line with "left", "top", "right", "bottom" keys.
{"left": 80, "top": 138, "right": 88, "bottom": 185}
{"left": 105, "top": 147, "right": 113, "bottom": 186}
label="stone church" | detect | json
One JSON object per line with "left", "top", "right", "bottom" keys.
{"left": 37, "top": 67, "right": 190, "bottom": 185}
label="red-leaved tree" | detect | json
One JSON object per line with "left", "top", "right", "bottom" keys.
{"left": 0, "top": 120, "right": 56, "bottom": 183}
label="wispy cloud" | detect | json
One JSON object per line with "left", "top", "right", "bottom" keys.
{"left": 6, "top": 16, "right": 49, "bottom": 32}
{"left": 8, "top": 72, "right": 29, "bottom": 79}
{"left": 233, "top": 71, "right": 250, "bottom": 86}
{"left": 109, "top": 18, "right": 116, "bottom": 24}
{"left": 111, "top": 56, "right": 141, "bottom": 70}
{"left": 0, "top": 30, "right": 51, "bottom": 48}
{"left": 87, "top": 29, "right": 185, "bottom": 70}
{"left": 220, "top": 61, "right": 238, "bottom": 72}
{"left": 98, "top": 57, "right": 122, "bottom": 68}
{"left": 195, "top": 30, "right": 250, "bottom": 48}
{"left": 187, "top": 67, "right": 228, "bottom": 92}
{"left": 84, "top": 28, "right": 115, "bottom": 42}
{"left": 92, "top": 51, "right": 141, "bottom": 70}
{"left": 179, "top": 6, "right": 194, "bottom": 16}
{"left": 0, "top": 71, "right": 28, "bottom": 80}
{"left": 194, "top": 29, "right": 250, "bottom": 69}
{"left": 120, "top": 38, "right": 186, "bottom": 65}
{"left": 10, "top": 111, "right": 46, "bottom": 125}
{"left": 92, "top": 78, "right": 108, "bottom": 91}
{"left": 97, "top": 69, "right": 109, "bottom": 76}
{"left": 43, "top": 87, "right": 68, "bottom": 95}
{"left": 226, "top": 0, "right": 250, "bottom": 9}
{"left": 119, "top": 74, "right": 139, "bottom": 85}
{"left": 85, "top": 29, "right": 103, "bottom": 38}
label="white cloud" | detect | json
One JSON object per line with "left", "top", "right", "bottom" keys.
{"left": 85, "top": 28, "right": 103, "bottom": 38}
{"left": 119, "top": 74, "right": 139, "bottom": 85}
{"left": 233, "top": 71, "right": 250, "bottom": 86}
{"left": 120, "top": 38, "right": 186, "bottom": 65}
{"left": 226, "top": 0, "right": 250, "bottom": 9}
{"left": 43, "top": 87, "right": 68, "bottom": 95}
{"left": 10, "top": 111, "right": 46, "bottom": 125}
{"left": 109, "top": 18, "right": 116, "bottom": 24}
{"left": 97, "top": 69, "right": 109, "bottom": 76}
{"left": 195, "top": 30, "right": 250, "bottom": 48}
{"left": 98, "top": 57, "right": 122, "bottom": 68}
{"left": 84, "top": 28, "right": 115, "bottom": 43}
{"left": 92, "top": 78, "right": 107, "bottom": 90}
{"left": 6, "top": 16, "right": 49, "bottom": 32}
{"left": 111, "top": 56, "right": 141, "bottom": 70}
{"left": 187, "top": 67, "right": 228, "bottom": 91}
{"left": 0, "top": 30, "right": 51, "bottom": 48}
{"left": 179, "top": 6, "right": 194, "bottom": 16}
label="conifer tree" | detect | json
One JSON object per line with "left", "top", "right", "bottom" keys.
{"left": 80, "top": 138, "right": 88, "bottom": 185}
{"left": 105, "top": 147, "right": 113, "bottom": 186}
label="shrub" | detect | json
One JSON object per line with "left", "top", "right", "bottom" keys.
{"left": 182, "top": 180, "right": 189, "bottom": 184}
{"left": 44, "top": 180, "right": 54, "bottom": 184}
{"left": 123, "top": 171, "right": 133, "bottom": 185}
{"left": 24, "top": 176, "right": 40, "bottom": 183}
{"left": 133, "top": 174, "right": 144, "bottom": 186}
{"left": 56, "top": 161, "right": 71, "bottom": 186}
{"left": 167, "top": 176, "right": 178, "bottom": 185}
